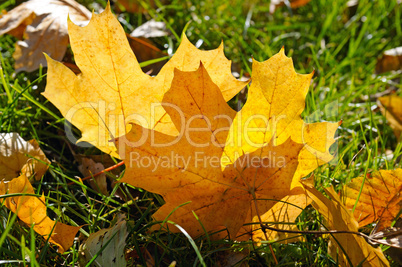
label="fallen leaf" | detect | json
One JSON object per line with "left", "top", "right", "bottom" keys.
{"left": 342, "top": 169, "right": 402, "bottom": 231}
{"left": 269, "top": 0, "right": 312, "bottom": 14}
{"left": 0, "top": 174, "right": 80, "bottom": 253}
{"left": 79, "top": 214, "right": 128, "bottom": 267}
{"left": 303, "top": 183, "right": 389, "bottom": 267}
{"left": 378, "top": 94, "right": 402, "bottom": 140}
{"left": 0, "top": 132, "right": 50, "bottom": 181}
{"left": 78, "top": 157, "right": 109, "bottom": 196}
{"left": 0, "top": 0, "right": 91, "bottom": 72}
{"left": 43, "top": 4, "right": 248, "bottom": 157}
{"left": 376, "top": 47, "right": 402, "bottom": 73}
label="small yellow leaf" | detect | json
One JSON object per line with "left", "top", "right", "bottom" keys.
{"left": 0, "top": 174, "right": 80, "bottom": 253}
{"left": 343, "top": 169, "right": 402, "bottom": 231}
{"left": 303, "top": 183, "right": 389, "bottom": 267}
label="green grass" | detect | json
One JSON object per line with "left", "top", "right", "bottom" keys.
{"left": 1, "top": 0, "right": 402, "bottom": 266}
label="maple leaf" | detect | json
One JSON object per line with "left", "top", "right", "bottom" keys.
{"left": 0, "top": 132, "right": 50, "bottom": 181}
{"left": 342, "top": 169, "right": 402, "bottom": 231}
{"left": 0, "top": 174, "right": 80, "bottom": 253}
{"left": 378, "top": 94, "right": 402, "bottom": 140}
{"left": 43, "top": 4, "right": 247, "bottom": 157}
{"left": 303, "top": 182, "right": 389, "bottom": 267}
{"left": 0, "top": 0, "right": 91, "bottom": 72}
{"left": 116, "top": 62, "right": 318, "bottom": 239}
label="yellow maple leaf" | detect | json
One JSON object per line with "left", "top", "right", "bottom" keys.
{"left": 0, "top": 174, "right": 80, "bottom": 253}
{"left": 303, "top": 183, "right": 389, "bottom": 267}
{"left": 116, "top": 63, "right": 322, "bottom": 239}
{"left": 342, "top": 169, "right": 402, "bottom": 231}
{"left": 43, "top": 4, "right": 247, "bottom": 158}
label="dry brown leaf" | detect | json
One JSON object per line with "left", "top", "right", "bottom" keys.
{"left": 0, "top": 132, "right": 50, "bottom": 181}
{"left": 378, "top": 94, "right": 402, "bottom": 140}
{"left": 0, "top": 0, "right": 91, "bottom": 72}
{"left": 0, "top": 174, "right": 80, "bottom": 253}
{"left": 43, "top": 5, "right": 248, "bottom": 157}
{"left": 269, "top": 0, "right": 312, "bottom": 14}
{"left": 342, "top": 169, "right": 402, "bottom": 231}
{"left": 376, "top": 47, "right": 402, "bottom": 73}
{"left": 303, "top": 183, "right": 389, "bottom": 267}
{"left": 78, "top": 157, "right": 109, "bottom": 196}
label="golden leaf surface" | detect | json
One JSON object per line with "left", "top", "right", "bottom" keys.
{"left": 0, "top": 133, "right": 50, "bottom": 181}
{"left": 0, "top": 0, "right": 91, "bottom": 72}
{"left": 43, "top": 5, "right": 247, "bottom": 157}
{"left": 342, "top": 169, "right": 402, "bottom": 231}
{"left": 0, "top": 174, "right": 80, "bottom": 253}
{"left": 378, "top": 94, "right": 402, "bottom": 140}
{"left": 303, "top": 183, "right": 389, "bottom": 267}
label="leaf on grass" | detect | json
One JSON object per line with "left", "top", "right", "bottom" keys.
{"left": 79, "top": 214, "right": 128, "bottom": 267}
{"left": 376, "top": 47, "right": 402, "bottom": 73}
{"left": 0, "top": 0, "right": 91, "bottom": 72}
{"left": 378, "top": 94, "right": 402, "bottom": 140}
{"left": 342, "top": 169, "right": 402, "bottom": 231}
{"left": 0, "top": 174, "right": 80, "bottom": 253}
{"left": 43, "top": 4, "right": 248, "bottom": 157}
{"left": 303, "top": 183, "right": 389, "bottom": 267}
{"left": 0, "top": 132, "right": 50, "bottom": 181}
